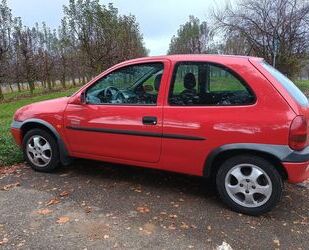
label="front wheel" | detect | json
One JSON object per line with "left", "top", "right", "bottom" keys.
{"left": 22, "top": 129, "right": 60, "bottom": 172}
{"left": 216, "top": 155, "right": 283, "bottom": 216}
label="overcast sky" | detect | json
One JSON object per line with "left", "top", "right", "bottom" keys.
{"left": 7, "top": 0, "right": 223, "bottom": 55}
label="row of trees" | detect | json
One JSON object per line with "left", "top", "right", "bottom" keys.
{"left": 168, "top": 0, "right": 309, "bottom": 77}
{"left": 1, "top": 0, "right": 308, "bottom": 100}
{"left": 0, "top": 0, "right": 147, "bottom": 100}
{"left": 168, "top": 16, "right": 214, "bottom": 55}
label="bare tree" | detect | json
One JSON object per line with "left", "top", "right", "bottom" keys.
{"left": 0, "top": 0, "right": 148, "bottom": 100}
{"left": 213, "top": 0, "right": 309, "bottom": 76}
{"left": 14, "top": 20, "right": 38, "bottom": 94}
{"left": 0, "top": 0, "right": 13, "bottom": 100}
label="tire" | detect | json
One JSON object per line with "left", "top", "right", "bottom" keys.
{"left": 22, "top": 129, "right": 60, "bottom": 172}
{"left": 216, "top": 155, "right": 283, "bottom": 216}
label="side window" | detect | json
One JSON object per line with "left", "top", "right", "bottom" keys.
{"left": 209, "top": 65, "right": 246, "bottom": 92}
{"left": 172, "top": 64, "right": 199, "bottom": 95}
{"left": 86, "top": 63, "right": 164, "bottom": 105}
{"left": 169, "top": 62, "right": 255, "bottom": 106}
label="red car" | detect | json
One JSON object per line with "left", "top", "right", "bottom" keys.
{"left": 11, "top": 55, "right": 309, "bottom": 215}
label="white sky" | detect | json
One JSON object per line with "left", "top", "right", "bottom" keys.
{"left": 7, "top": 0, "right": 227, "bottom": 55}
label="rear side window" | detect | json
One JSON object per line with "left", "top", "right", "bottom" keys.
{"left": 209, "top": 65, "right": 247, "bottom": 92}
{"left": 169, "top": 62, "right": 255, "bottom": 106}
{"left": 262, "top": 62, "right": 308, "bottom": 107}
{"left": 172, "top": 64, "right": 199, "bottom": 95}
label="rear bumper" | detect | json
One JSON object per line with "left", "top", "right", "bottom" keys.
{"left": 283, "top": 161, "right": 309, "bottom": 183}
{"left": 282, "top": 145, "right": 309, "bottom": 183}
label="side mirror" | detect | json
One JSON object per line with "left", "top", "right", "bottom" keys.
{"left": 80, "top": 91, "right": 86, "bottom": 104}
{"left": 68, "top": 91, "right": 86, "bottom": 105}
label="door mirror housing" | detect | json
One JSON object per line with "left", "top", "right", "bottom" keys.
{"left": 68, "top": 91, "right": 86, "bottom": 105}
{"left": 80, "top": 91, "right": 86, "bottom": 104}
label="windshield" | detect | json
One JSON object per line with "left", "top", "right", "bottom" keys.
{"left": 261, "top": 62, "right": 308, "bottom": 107}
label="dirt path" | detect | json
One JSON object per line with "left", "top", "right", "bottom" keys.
{"left": 0, "top": 161, "right": 308, "bottom": 249}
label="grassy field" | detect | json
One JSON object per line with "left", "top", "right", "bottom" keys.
{"left": 0, "top": 87, "right": 80, "bottom": 166}
{"left": 294, "top": 80, "right": 309, "bottom": 93}
{"left": 0, "top": 80, "right": 309, "bottom": 167}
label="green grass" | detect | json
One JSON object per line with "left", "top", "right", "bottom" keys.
{"left": 2, "top": 84, "right": 80, "bottom": 102}
{"left": 295, "top": 80, "right": 309, "bottom": 92}
{"left": 0, "top": 87, "right": 80, "bottom": 166}
{"left": 3, "top": 87, "right": 50, "bottom": 100}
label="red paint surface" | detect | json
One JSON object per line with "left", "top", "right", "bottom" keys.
{"left": 283, "top": 162, "right": 309, "bottom": 183}
{"left": 11, "top": 55, "right": 309, "bottom": 183}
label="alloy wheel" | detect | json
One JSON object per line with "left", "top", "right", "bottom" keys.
{"left": 26, "top": 135, "right": 52, "bottom": 167}
{"left": 224, "top": 163, "right": 272, "bottom": 208}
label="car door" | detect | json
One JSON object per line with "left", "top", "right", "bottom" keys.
{"left": 64, "top": 61, "right": 169, "bottom": 163}
{"left": 161, "top": 61, "right": 257, "bottom": 175}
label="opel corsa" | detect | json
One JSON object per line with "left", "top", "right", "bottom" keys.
{"left": 11, "top": 55, "right": 309, "bottom": 215}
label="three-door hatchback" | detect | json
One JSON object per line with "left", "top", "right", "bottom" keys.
{"left": 11, "top": 55, "right": 309, "bottom": 215}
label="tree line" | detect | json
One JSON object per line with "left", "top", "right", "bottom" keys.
{"left": 0, "top": 0, "right": 147, "bottom": 100}
{"left": 168, "top": 0, "right": 309, "bottom": 78}
{"left": 1, "top": 0, "right": 308, "bottom": 101}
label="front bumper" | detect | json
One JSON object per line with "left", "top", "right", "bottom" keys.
{"left": 11, "top": 121, "right": 23, "bottom": 146}
{"left": 283, "top": 161, "right": 309, "bottom": 184}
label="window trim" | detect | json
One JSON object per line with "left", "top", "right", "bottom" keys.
{"left": 168, "top": 61, "right": 257, "bottom": 107}
{"left": 85, "top": 62, "right": 165, "bottom": 107}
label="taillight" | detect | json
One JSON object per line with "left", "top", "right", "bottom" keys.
{"left": 289, "top": 115, "right": 308, "bottom": 151}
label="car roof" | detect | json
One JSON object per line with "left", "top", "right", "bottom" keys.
{"left": 121, "top": 54, "right": 264, "bottom": 65}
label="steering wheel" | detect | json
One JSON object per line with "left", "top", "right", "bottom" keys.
{"left": 103, "top": 86, "right": 120, "bottom": 101}
{"left": 103, "top": 86, "right": 126, "bottom": 103}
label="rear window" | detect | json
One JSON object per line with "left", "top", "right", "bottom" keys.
{"left": 261, "top": 62, "right": 308, "bottom": 107}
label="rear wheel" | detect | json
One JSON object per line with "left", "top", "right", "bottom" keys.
{"left": 216, "top": 155, "right": 283, "bottom": 216}
{"left": 22, "top": 129, "right": 60, "bottom": 172}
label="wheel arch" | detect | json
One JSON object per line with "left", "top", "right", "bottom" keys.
{"left": 203, "top": 144, "right": 289, "bottom": 180}
{"left": 20, "top": 119, "right": 71, "bottom": 166}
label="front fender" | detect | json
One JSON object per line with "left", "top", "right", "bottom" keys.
{"left": 11, "top": 119, "right": 72, "bottom": 166}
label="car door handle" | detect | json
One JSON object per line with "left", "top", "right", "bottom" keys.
{"left": 142, "top": 116, "right": 157, "bottom": 125}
